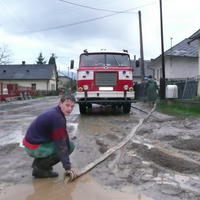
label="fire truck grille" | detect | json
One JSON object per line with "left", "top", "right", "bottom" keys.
{"left": 95, "top": 72, "right": 117, "bottom": 86}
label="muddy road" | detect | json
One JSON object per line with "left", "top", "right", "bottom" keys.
{"left": 0, "top": 96, "right": 200, "bottom": 200}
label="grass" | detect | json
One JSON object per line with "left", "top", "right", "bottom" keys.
{"left": 156, "top": 100, "right": 200, "bottom": 117}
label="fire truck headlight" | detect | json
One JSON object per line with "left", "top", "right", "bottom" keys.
{"left": 78, "top": 87, "right": 83, "bottom": 92}
{"left": 123, "top": 85, "right": 128, "bottom": 90}
{"left": 83, "top": 85, "right": 89, "bottom": 91}
{"left": 129, "top": 87, "right": 133, "bottom": 92}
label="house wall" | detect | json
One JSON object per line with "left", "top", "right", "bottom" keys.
{"left": 154, "top": 56, "right": 198, "bottom": 80}
{"left": 48, "top": 79, "right": 56, "bottom": 91}
{"left": 58, "top": 76, "right": 71, "bottom": 89}
{"left": 1, "top": 79, "right": 56, "bottom": 91}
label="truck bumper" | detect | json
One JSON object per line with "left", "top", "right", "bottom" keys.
{"left": 76, "top": 91, "right": 135, "bottom": 104}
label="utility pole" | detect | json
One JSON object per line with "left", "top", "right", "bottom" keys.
{"left": 170, "top": 37, "right": 173, "bottom": 48}
{"left": 159, "top": 0, "right": 166, "bottom": 99}
{"left": 138, "top": 11, "right": 145, "bottom": 80}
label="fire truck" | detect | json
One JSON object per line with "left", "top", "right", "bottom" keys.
{"left": 73, "top": 50, "right": 135, "bottom": 114}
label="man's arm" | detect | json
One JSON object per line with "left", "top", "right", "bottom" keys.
{"left": 53, "top": 137, "right": 71, "bottom": 170}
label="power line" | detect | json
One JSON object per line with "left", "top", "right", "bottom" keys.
{"left": 20, "top": 13, "right": 124, "bottom": 34}
{"left": 59, "top": 0, "right": 135, "bottom": 13}
{"left": 18, "top": 1, "right": 157, "bottom": 34}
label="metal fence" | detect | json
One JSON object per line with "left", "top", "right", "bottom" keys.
{"left": 166, "top": 76, "right": 199, "bottom": 99}
{"left": 0, "top": 82, "right": 35, "bottom": 101}
{"left": 134, "top": 76, "right": 199, "bottom": 100}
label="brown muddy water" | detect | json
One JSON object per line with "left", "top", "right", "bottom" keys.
{"left": 0, "top": 175, "right": 152, "bottom": 200}
{"left": 1, "top": 97, "right": 200, "bottom": 200}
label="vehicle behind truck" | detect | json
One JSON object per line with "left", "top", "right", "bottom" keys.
{"left": 74, "top": 50, "right": 135, "bottom": 114}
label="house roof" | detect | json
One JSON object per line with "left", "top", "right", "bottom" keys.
{"left": 0, "top": 64, "right": 56, "bottom": 80}
{"left": 153, "top": 29, "right": 200, "bottom": 60}
{"left": 189, "top": 29, "right": 200, "bottom": 40}
{"left": 164, "top": 38, "right": 198, "bottom": 57}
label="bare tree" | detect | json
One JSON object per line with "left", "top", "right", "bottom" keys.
{"left": 0, "top": 44, "right": 12, "bottom": 65}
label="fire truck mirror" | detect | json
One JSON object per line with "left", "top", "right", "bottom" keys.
{"left": 70, "top": 60, "right": 74, "bottom": 69}
{"left": 135, "top": 60, "right": 140, "bottom": 68}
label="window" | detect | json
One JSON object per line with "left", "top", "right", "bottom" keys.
{"left": 31, "top": 83, "right": 36, "bottom": 89}
{"left": 80, "top": 54, "right": 105, "bottom": 67}
{"left": 51, "top": 84, "right": 55, "bottom": 90}
{"left": 80, "top": 53, "right": 130, "bottom": 67}
{"left": 106, "top": 54, "right": 130, "bottom": 67}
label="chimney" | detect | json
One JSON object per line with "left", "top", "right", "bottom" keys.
{"left": 22, "top": 61, "right": 26, "bottom": 65}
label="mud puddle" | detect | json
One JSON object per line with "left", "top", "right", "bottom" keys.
{"left": 1, "top": 98, "right": 200, "bottom": 200}
{"left": 0, "top": 175, "right": 153, "bottom": 200}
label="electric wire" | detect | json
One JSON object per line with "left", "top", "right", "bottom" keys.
{"left": 58, "top": 0, "right": 136, "bottom": 13}
{"left": 18, "top": 1, "right": 157, "bottom": 34}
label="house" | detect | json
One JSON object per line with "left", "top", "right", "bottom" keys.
{"left": 131, "top": 60, "right": 154, "bottom": 83}
{"left": 58, "top": 75, "right": 72, "bottom": 92}
{"left": 188, "top": 29, "right": 200, "bottom": 96}
{"left": 151, "top": 30, "right": 199, "bottom": 81}
{"left": 58, "top": 75, "right": 71, "bottom": 88}
{"left": 0, "top": 63, "right": 57, "bottom": 91}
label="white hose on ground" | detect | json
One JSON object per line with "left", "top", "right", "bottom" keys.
{"left": 64, "top": 103, "right": 157, "bottom": 183}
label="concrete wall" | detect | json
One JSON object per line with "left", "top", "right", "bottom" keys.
{"left": 1, "top": 79, "right": 56, "bottom": 91}
{"left": 153, "top": 56, "right": 198, "bottom": 80}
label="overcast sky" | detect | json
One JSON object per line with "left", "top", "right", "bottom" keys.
{"left": 0, "top": 0, "right": 199, "bottom": 72}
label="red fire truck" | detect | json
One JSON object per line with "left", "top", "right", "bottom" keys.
{"left": 73, "top": 50, "right": 135, "bottom": 114}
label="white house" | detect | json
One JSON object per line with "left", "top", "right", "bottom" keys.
{"left": 151, "top": 30, "right": 199, "bottom": 81}
{"left": 0, "top": 63, "right": 57, "bottom": 91}
{"left": 188, "top": 29, "right": 200, "bottom": 96}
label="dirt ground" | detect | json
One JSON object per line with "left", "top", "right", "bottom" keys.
{"left": 0, "top": 97, "right": 200, "bottom": 200}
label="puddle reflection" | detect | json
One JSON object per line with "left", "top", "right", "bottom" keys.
{"left": 0, "top": 175, "right": 153, "bottom": 200}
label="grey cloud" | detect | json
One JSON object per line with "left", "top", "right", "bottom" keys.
{"left": 1, "top": 0, "right": 137, "bottom": 42}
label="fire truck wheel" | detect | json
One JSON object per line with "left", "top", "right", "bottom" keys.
{"left": 87, "top": 103, "right": 92, "bottom": 110}
{"left": 79, "top": 104, "right": 87, "bottom": 114}
{"left": 123, "top": 103, "right": 131, "bottom": 114}
{"left": 111, "top": 105, "right": 116, "bottom": 112}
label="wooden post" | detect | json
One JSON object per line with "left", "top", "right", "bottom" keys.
{"left": 159, "top": 0, "right": 166, "bottom": 99}
{"left": 138, "top": 11, "right": 145, "bottom": 81}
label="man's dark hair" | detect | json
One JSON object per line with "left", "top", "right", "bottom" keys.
{"left": 60, "top": 93, "right": 76, "bottom": 103}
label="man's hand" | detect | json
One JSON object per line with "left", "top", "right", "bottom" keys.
{"left": 65, "top": 168, "right": 79, "bottom": 182}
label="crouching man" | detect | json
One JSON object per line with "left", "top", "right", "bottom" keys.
{"left": 23, "top": 94, "right": 78, "bottom": 179}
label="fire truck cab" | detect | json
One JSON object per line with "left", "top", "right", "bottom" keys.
{"left": 75, "top": 50, "right": 135, "bottom": 114}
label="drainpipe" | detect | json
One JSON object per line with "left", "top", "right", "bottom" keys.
{"left": 198, "top": 39, "right": 200, "bottom": 96}
{"left": 47, "top": 80, "right": 49, "bottom": 92}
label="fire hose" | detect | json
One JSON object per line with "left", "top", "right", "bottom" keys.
{"left": 64, "top": 103, "right": 157, "bottom": 183}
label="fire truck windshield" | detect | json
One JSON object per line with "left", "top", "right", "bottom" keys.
{"left": 80, "top": 53, "right": 130, "bottom": 67}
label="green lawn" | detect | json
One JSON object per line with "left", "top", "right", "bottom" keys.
{"left": 156, "top": 100, "right": 200, "bottom": 116}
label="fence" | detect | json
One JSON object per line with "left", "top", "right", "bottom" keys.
{"left": 134, "top": 76, "right": 199, "bottom": 100}
{"left": 0, "top": 82, "right": 35, "bottom": 102}
{"left": 166, "top": 76, "right": 199, "bottom": 99}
